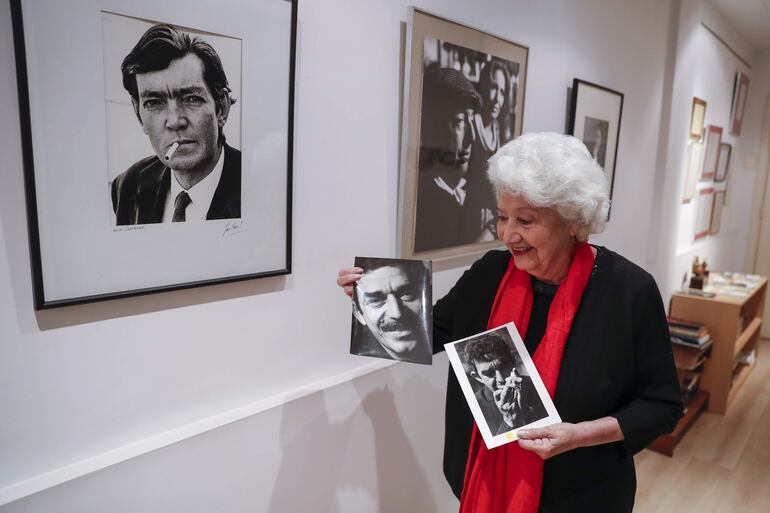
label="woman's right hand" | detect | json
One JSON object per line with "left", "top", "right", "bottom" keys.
{"left": 336, "top": 267, "right": 363, "bottom": 298}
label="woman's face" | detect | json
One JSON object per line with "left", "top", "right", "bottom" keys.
{"left": 496, "top": 192, "right": 577, "bottom": 283}
{"left": 485, "top": 69, "right": 507, "bottom": 119}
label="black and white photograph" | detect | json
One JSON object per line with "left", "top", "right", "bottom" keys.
{"left": 350, "top": 257, "right": 432, "bottom": 365}
{"left": 11, "top": 0, "right": 296, "bottom": 308}
{"left": 399, "top": 8, "right": 528, "bottom": 261}
{"left": 582, "top": 116, "right": 609, "bottom": 168}
{"left": 103, "top": 14, "right": 242, "bottom": 225}
{"left": 445, "top": 324, "right": 561, "bottom": 449}
{"left": 569, "top": 78, "right": 624, "bottom": 211}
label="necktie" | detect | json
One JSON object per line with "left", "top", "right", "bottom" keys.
{"left": 172, "top": 191, "right": 192, "bottom": 222}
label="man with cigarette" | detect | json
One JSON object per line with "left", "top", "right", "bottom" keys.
{"left": 111, "top": 24, "right": 241, "bottom": 225}
{"left": 463, "top": 332, "right": 546, "bottom": 434}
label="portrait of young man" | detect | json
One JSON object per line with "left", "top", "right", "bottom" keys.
{"left": 111, "top": 23, "right": 241, "bottom": 225}
{"left": 461, "top": 331, "right": 548, "bottom": 434}
{"left": 350, "top": 258, "right": 432, "bottom": 365}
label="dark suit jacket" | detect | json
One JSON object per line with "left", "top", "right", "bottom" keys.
{"left": 111, "top": 143, "right": 241, "bottom": 225}
{"left": 433, "top": 247, "right": 683, "bottom": 512}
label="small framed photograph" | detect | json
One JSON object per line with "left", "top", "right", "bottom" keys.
{"left": 569, "top": 79, "right": 624, "bottom": 209}
{"left": 682, "top": 142, "right": 703, "bottom": 203}
{"left": 689, "top": 97, "right": 707, "bottom": 140}
{"left": 694, "top": 188, "right": 714, "bottom": 240}
{"left": 701, "top": 125, "right": 722, "bottom": 180}
{"left": 11, "top": 0, "right": 297, "bottom": 308}
{"left": 710, "top": 191, "right": 725, "bottom": 235}
{"left": 399, "top": 8, "right": 528, "bottom": 261}
{"left": 715, "top": 142, "right": 732, "bottom": 183}
{"left": 444, "top": 323, "right": 560, "bottom": 449}
{"left": 730, "top": 72, "right": 750, "bottom": 135}
{"left": 350, "top": 257, "right": 432, "bottom": 365}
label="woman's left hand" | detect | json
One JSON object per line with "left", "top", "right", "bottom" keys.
{"left": 517, "top": 417, "right": 624, "bottom": 460}
{"left": 516, "top": 423, "right": 581, "bottom": 459}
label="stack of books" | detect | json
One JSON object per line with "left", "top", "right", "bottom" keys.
{"left": 668, "top": 317, "right": 712, "bottom": 403}
{"left": 668, "top": 317, "right": 711, "bottom": 348}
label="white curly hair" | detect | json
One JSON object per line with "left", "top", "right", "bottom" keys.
{"left": 486, "top": 132, "right": 610, "bottom": 240}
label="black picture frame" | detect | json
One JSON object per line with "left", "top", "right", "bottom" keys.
{"left": 568, "top": 78, "right": 624, "bottom": 216}
{"left": 11, "top": 0, "right": 297, "bottom": 309}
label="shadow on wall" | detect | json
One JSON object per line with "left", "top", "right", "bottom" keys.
{"left": 356, "top": 378, "right": 439, "bottom": 513}
{"left": 266, "top": 369, "right": 443, "bottom": 512}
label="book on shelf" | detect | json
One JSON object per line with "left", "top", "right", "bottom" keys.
{"left": 667, "top": 317, "right": 705, "bottom": 331}
{"left": 669, "top": 324, "right": 708, "bottom": 339}
{"left": 671, "top": 334, "right": 712, "bottom": 348}
{"left": 672, "top": 343, "right": 709, "bottom": 370}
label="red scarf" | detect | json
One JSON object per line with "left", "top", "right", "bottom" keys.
{"left": 459, "top": 242, "right": 594, "bottom": 513}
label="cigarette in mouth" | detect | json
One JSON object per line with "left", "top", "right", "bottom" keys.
{"left": 164, "top": 142, "right": 180, "bottom": 161}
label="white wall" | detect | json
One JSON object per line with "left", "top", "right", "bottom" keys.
{"left": 0, "top": 0, "right": 694, "bottom": 511}
{"left": 651, "top": 0, "right": 761, "bottom": 303}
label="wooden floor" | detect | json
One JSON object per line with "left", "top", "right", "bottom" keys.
{"left": 634, "top": 337, "right": 770, "bottom": 513}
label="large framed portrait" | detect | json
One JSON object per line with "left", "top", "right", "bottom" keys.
{"left": 398, "top": 8, "right": 528, "bottom": 260}
{"left": 729, "top": 71, "right": 750, "bottom": 136}
{"left": 444, "top": 323, "right": 560, "bottom": 449}
{"left": 11, "top": 0, "right": 297, "bottom": 308}
{"left": 569, "top": 79, "right": 624, "bottom": 211}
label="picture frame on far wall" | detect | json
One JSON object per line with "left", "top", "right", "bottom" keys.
{"left": 710, "top": 191, "right": 725, "bottom": 235}
{"left": 398, "top": 7, "right": 528, "bottom": 261}
{"left": 11, "top": 0, "right": 297, "bottom": 309}
{"left": 701, "top": 125, "right": 723, "bottom": 180}
{"left": 682, "top": 142, "right": 703, "bottom": 203}
{"left": 569, "top": 79, "right": 624, "bottom": 213}
{"left": 715, "top": 142, "right": 732, "bottom": 183}
{"left": 730, "top": 71, "right": 750, "bottom": 136}
{"left": 689, "top": 97, "right": 707, "bottom": 140}
{"left": 694, "top": 188, "right": 714, "bottom": 241}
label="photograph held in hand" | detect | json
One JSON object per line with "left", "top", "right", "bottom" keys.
{"left": 445, "top": 323, "right": 560, "bottom": 448}
{"left": 350, "top": 257, "right": 432, "bottom": 365}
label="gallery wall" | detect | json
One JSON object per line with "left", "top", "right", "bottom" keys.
{"left": 1, "top": 0, "right": 759, "bottom": 511}
{"left": 650, "top": 0, "right": 761, "bottom": 303}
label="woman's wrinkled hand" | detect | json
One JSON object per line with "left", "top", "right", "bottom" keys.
{"left": 516, "top": 422, "right": 581, "bottom": 460}
{"left": 336, "top": 267, "right": 363, "bottom": 297}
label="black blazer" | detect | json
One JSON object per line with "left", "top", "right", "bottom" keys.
{"left": 433, "top": 248, "right": 683, "bottom": 513}
{"left": 111, "top": 143, "right": 241, "bottom": 225}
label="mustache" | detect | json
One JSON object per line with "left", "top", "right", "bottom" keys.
{"left": 378, "top": 317, "right": 419, "bottom": 332}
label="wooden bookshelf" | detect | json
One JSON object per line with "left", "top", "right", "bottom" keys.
{"left": 669, "top": 276, "right": 767, "bottom": 414}
{"left": 649, "top": 390, "right": 708, "bottom": 456}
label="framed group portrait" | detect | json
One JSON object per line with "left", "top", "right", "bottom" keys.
{"left": 398, "top": 8, "right": 528, "bottom": 260}
{"left": 11, "top": 0, "right": 297, "bottom": 308}
{"left": 569, "top": 79, "right": 624, "bottom": 212}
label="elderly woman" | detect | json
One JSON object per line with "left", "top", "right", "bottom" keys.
{"left": 337, "top": 132, "right": 682, "bottom": 513}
